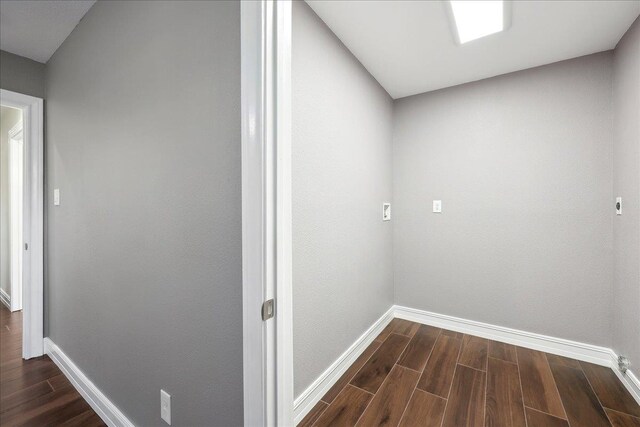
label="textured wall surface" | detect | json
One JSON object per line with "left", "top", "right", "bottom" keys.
{"left": 0, "top": 50, "right": 45, "bottom": 98}
{"left": 45, "top": 1, "right": 242, "bottom": 425}
{"left": 292, "top": 1, "right": 394, "bottom": 397}
{"left": 613, "top": 17, "right": 640, "bottom": 372}
{"left": 393, "top": 52, "right": 614, "bottom": 347}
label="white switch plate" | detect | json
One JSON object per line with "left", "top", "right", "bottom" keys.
{"left": 616, "top": 197, "right": 622, "bottom": 215}
{"left": 433, "top": 200, "right": 442, "bottom": 213}
{"left": 53, "top": 189, "right": 60, "bottom": 206}
{"left": 382, "top": 203, "right": 391, "bottom": 221}
{"left": 161, "top": 389, "right": 171, "bottom": 425}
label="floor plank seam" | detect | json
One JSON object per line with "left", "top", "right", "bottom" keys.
{"left": 515, "top": 347, "right": 530, "bottom": 427}
{"left": 421, "top": 389, "right": 448, "bottom": 402}
{"left": 351, "top": 336, "right": 412, "bottom": 426}
{"left": 544, "top": 353, "right": 570, "bottom": 422}
{"left": 349, "top": 383, "right": 375, "bottom": 396}
{"left": 396, "top": 383, "right": 418, "bottom": 427}
{"left": 395, "top": 332, "right": 436, "bottom": 427}
{"left": 604, "top": 406, "right": 640, "bottom": 421}
{"left": 307, "top": 403, "right": 329, "bottom": 427}
{"left": 456, "top": 361, "right": 486, "bottom": 373}
{"left": 438, "top": 334, "right": 463, "bottom": 427}
{"left": 579, "top": 363, "right": 616, "bottom": 427}
{"left": 487, "top": 355, "right": 518, "bottom": 365}
{"left": 320, "top": 334, "right": 384, "bottom": 406}
{"left": 524, "top": 405, "right": 571, "bottom": 421}
{"left": 399, "top": 365, "right": 423, "bottom": 374}
{"left": 352, "top": 380, "right": 384, "bottom": 426}
{"left": 483, "top": 349, "right": 488, "bottom": 427}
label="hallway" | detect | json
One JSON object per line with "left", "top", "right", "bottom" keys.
{"left": 0, "top": 305, "right": 104, "bottom": 426}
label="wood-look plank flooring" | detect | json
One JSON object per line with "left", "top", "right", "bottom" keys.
{"left": 0, "top": 305, "right": 105, "bottom": 426}
{"left": 299, "top": 319, "right": 640, "bottom": 427}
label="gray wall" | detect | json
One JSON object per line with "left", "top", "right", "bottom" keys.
{"left": 292, "top": 1, "right": 394, "bottom": 397}
{"left": 1, "top": 106, "right": 22, "bottom": 298}
{"left": 0, "top": 50, "right": 45, "bottom": 99}
{"left": 45, "top": 1, "right": 242, "bottom": 426}
{"left": 613, "top": 17, "right": 640, "bottom": 372}
{"left": 393, "top": 52, "right": 614, "bottom": 347}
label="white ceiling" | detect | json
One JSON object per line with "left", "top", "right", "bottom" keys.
{"left": 0, "top": 0, "right": 96, "bottom": 63}
{"left": 306, "top": 1, "right": 640, "bottom": 99}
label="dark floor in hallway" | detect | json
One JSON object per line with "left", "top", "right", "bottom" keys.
{"left": 298, "top": 318, "right": 640, "bottom": 427}
{"left": 0, "top": 305, "right": 105, "bottom": 426}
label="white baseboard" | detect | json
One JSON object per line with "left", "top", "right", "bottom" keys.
{"left": 293, "top": 307, "right": 395, "bottom": 425}
{"left": 394, "top": 305, "right": 640, "bottom": 405}
{"left": 394, "top": 305, "right": 613, "bottom": 366}
{"left": 0, "top": 288, "right": 10, "bottom": 310}
{"left": 44, "top": 338, "right": 135, "bottom": 427}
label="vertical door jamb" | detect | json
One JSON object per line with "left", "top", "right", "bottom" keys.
{"left": 241, "top": 1, "right": 293, "bottom": 425}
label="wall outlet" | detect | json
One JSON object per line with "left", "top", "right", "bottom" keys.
{"left": 161, "top": 389, "right": 171, "bottom": 424}
{"left": 433, "top": 200, "right": 442, "bottom": 213}
{"left": 616, "top": 197, "right": 622, "bottom": 215}
{"left": 54, "top": 189, "right": 60, "bottom": 206}
{"left": 383, "top": 203, "right": 391, "bottom": 221}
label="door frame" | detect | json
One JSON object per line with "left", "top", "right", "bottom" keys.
{"left": 241, "top": 0, "right": 294, "bottom": 425}
{"left": 8, "top": 120, "right": 24, "bottom": 312}
{"left": 0, "top": 89, "right": 44, "bottom": 359}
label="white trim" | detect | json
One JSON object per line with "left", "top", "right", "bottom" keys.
{"left": 44, "top": 338, "right": 134, "bottom": 427}
{"left": 293, "top": 307, "right": 395, "bottom": 425}
{"left": 0, "top": 288, "right": 10, "bottom": 310}
{"left": 1, "top": 89, "right": 44, "bottom": 359}
{"left": 394, "top": 305, "right": 613, "bottom": 366}
{"left": 242, "top": 0, "right": 293, "bottom": 424}
{"left": 275, "top": 0, "right": 294, "bottom": 424}
{"left": 241, "top": 1, "right": 269, "bottom": 423}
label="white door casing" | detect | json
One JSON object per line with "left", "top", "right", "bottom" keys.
{"left": 0, "top": 89, "right": 44, "bottom": 359}
{"left": 241, "top": 0, "right": 294, "bottom": 425}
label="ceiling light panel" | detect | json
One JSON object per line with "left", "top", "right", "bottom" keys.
{"left": 450, "top": 0, "right": 504, "bottom": 44}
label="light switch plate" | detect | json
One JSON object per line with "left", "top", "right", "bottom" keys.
{"left": 433, "top": 200, "right": 442, "bottom": 213}
{"left": 616, "top": 197, "right": 622, "bottom": 215}
{"left": 383, "top": 203, "right": 391, "bottom": 221}
{"left": 161, "top": 389, "right": 171, "bottom": 424}
{"left": 53, "top": 189, "right": 60, "bottom": 206}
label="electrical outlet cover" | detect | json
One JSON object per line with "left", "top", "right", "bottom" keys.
{"left": 161, "top": 389, "right": 171, "bottom": 424}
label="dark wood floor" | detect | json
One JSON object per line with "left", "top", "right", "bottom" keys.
{"left": 299, "top": 318, "right": 640, "bottom": 427}
{"left": 0, "top": 305, "right": 105, "bottom": 426}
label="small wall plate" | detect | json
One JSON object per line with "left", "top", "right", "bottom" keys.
{"left": 383, "top": 203, "right": 391, "bottom": 221}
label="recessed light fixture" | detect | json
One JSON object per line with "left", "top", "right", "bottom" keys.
{"left": 450, "top": 0, "right": 505, "bottom": 44}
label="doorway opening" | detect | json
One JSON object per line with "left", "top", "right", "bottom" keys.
{"left": 0, "top": 89, "right": 44, "bottom": 360}
{"left": 1, "top": 105, "right": 24, "bottom": 313}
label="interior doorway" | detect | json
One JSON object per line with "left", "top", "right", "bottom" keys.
{"left": 1, "top": 106, "right": 24, "bottom": 313}
{"left": 0, "top": 89, "right": 44, "bottom": 360}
